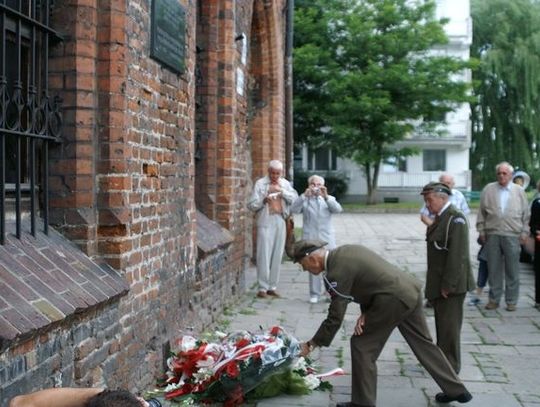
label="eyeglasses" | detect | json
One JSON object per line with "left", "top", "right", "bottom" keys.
{"left": 497, "top": 172, "right": 509, "bottom": 175}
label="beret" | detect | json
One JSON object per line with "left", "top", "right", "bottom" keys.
{"left": 420, "top": 182, "right": 452, "bottom": 196}
{"left": 291, "top": 239, "right": 327, "bottom": 263}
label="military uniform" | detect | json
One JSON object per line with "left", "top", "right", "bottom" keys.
{"left": 425, "top": 204, "right": 475, "bottom": 373}
{"left": 308, "top": 245, "right": 469, "bottom": 407}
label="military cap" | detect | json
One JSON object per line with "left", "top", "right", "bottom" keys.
{"left": 291, "top": 239, "right": 327, "bottom": 263}
{"left": 420, "top": 182, "right": 452, "bottom": 196}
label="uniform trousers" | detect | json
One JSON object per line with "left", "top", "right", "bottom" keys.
{"left": 432, "top": 293, "right": 466, "bottom": 374}
{"left": 350, "top": 293, "right": 467, "bottom": 406}
{"left": 256, "top": 214, "right": 286, "bottom": 291}
{"left": 485, "top": 234, "right": 520, "bottom": 305}
{"left": 534, "top": 240, "right": 540, "bottom": 304}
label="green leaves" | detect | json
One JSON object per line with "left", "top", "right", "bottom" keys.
{"left": 294, "top": 0, "right": 472, "bottom": 201}
{"left": 471, "top": 0, "right": 540, "bottom": 187}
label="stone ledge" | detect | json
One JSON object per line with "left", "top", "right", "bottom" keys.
{"left": 0, "top": 221, "right": 129, "bottom": 352}
{"left": 196, "top": 210, "right": 234, "bottom": 258}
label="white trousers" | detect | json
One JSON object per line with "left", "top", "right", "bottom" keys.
{"left": 256, "top": 214, "right": 286, "bottom": 291}
{"left": 309, "top": 274, "right": 323, "bottom": 297}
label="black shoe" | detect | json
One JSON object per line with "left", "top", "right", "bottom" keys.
{"left": 336, "top": 403, "right": 374, "bottom": 407}
{"left": 435, "top": 391, "right": 473, "bottom": 403}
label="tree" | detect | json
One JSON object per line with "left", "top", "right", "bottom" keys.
{"left": 294, "top": 0, "right": 473, "bottom": 203}
{"left": 470, "top": 0, "right": 540, "bottom": 189}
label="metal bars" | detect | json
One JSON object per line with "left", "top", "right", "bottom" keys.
{"left": 0, "top": 0, "right": 62, "bottom": 244}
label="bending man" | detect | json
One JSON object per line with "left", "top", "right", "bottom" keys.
{"left": 293, "top": 240, "right": 472, "bottom": 407}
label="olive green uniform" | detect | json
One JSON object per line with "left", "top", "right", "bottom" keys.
{"left": 309, "top": 245, "right": 468, "bottom": 406}
{"left": 425, "top": 204, "right": 475, "bottom": 373}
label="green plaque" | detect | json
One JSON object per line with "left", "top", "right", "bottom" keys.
{"left": 150, "top": 0, "right": 186, "bottom": 74}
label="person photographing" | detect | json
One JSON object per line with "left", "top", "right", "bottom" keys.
{"left": 291, "top": 174, "right": 342, "bottom": 303}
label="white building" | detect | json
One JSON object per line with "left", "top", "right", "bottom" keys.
{"left": 294, "top": 0, "right": 472, "bottom": 202}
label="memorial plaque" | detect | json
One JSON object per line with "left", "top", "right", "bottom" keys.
{"left": 150, "top": 0, "right": 186, "bottom": 74}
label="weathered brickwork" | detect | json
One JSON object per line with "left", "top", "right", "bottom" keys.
{"left": 0, "top": 0, "right": 290, "bottom": 403}
{"left": 0, "top": 304, "right": 123, "bottom": 402}
{"left": 195, "top": 0, "right": 288, "bottom": 270}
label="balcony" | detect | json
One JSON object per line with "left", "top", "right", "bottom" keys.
{"left": 377, "top": 171, "right": 472, "bottom": 189}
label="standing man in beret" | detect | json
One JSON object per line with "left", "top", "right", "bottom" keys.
{"left": 421, "top": 182, "right": 475, "bottom": 374}
{"left": 419, "top": 174, "right": 470, "bottom": 227}
{"left": 293, "top": 240, "right": 472, "bottom": 407}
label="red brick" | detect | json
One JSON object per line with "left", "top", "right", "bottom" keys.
{"left": 98, "top": 239, "right": 133, "bottom": 254}
{"left": 97, "top": 224, "right": 128, "bottom": 237}
{"left": 99, "top": 175, "right": 132, "bottom": 191}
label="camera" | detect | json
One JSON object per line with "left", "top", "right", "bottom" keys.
{"left": 146, "top": 398, "right": 162, "bottom": 407}
{"left": 311, "top": 187, "right": 320, "bottom": 194}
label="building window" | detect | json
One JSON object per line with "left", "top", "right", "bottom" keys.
{"left": 307, "top": 147, "right": 337, "bottom": 171}
{"left": 423, "top": 149, "right": 446, "bottom": 171}
{"left": 293, "top": 145, "right": 303, "bottom": 171}
{"left": 0, "top": 0, "right": 63, "bottom": 243}
{"left": 383, "top": 156, "right": 407, "bottom": 173}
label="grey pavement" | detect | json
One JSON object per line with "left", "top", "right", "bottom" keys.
{"left": 215, "top": 213, "right": 540, "bottom": 406}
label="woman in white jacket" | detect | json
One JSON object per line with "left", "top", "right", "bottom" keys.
{"left": 291, "top": 174, "right": 343, "bottom": 303}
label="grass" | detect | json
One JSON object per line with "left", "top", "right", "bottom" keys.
{"left": 335, "top": 346, "right": 345, "bottom": 368}
{"left": 342, "top": 201, "right": 419, "bottom": 210}
{"left": 341, "top": 199, "right": 480, "bottom": 211}
{"left": 239, "top": 307, "right": 258, "bottom": 315}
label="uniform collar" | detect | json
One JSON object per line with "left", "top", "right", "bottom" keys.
{"left": 324, "top": 250, "right": 329, "bottom": 272}
{"left": 438, "top": 201, "right": 451, "bottom": 216}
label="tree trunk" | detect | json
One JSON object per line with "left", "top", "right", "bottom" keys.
{"left": 365, "top": 161, "right": 380, "bottom": 205}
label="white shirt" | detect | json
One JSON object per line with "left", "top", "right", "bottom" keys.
{"left": 438, "top": 201, "right": 452, "bottom": 216}
{"left": 498, "top": 183, "right": 512, "bottom": 213}
{"left": 247, "top": 176, "right": 298, "bottom": 226}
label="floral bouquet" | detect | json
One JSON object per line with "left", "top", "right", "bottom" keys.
{"left": 151, "top": 326, "right": 342, "bottom": 406}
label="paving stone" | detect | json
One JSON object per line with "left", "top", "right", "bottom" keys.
{"left": 222, "top": 213, "right": 540, "bottom": 406}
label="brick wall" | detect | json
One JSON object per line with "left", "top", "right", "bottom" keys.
{"left": 195, "top": 0, "right": 288, "bottom": 267}
{"left": 1, "top": 304, "right": 125, "bottom": 401}
{"left": 0, "top": 0, "right": 290, "bottom": 402}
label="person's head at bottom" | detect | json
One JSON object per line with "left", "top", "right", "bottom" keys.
{"left": 86, "top": 390, "right": 160, "bottom": 407}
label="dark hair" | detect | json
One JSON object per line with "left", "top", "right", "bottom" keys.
{"left": 85, "top": 389, "right": 142, "bottom": 407}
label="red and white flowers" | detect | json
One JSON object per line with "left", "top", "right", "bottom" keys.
{"left": 151, "top": 326, "right": 341, "bottom": 406}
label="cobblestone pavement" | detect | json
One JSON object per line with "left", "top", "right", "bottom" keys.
{"left": 228, "top": 212, "right": 540, "bottom": 407}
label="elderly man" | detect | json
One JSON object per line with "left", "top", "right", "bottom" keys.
{"left": 293, "top": 240, "right": 472, "bottom": 407}
{"left": 291, "top": 174, "right": 342, "bottom": 303}
{"left": 248, "top": 160, "right": 298, "bottom": 298}
{"left": 420, "top": 173, "right": 470, "bottom": 227}
{"left": 477, "top": 162, "right": 530, "bottom": 311}
{"left": 421, "top": 182, "right": 475, "bottom": 374}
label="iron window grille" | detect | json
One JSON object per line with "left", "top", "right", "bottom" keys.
{"left": 0, "top": 0, "right": 62, "bottom": 244}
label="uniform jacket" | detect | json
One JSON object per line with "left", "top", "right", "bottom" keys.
{"left": 425, "top": 204, "right": 475, "bottom": 300}
{"left": 530, "top": 195, "right": 540, "bottom": 236}
{"left": 247, "top": 176, "right": 298, "bottom": 227}
{"left": 290, "top": 193, "right": 342, "bottom": 249}
{"left": 311, "top": 245, "right": 423, "bottom": 347}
